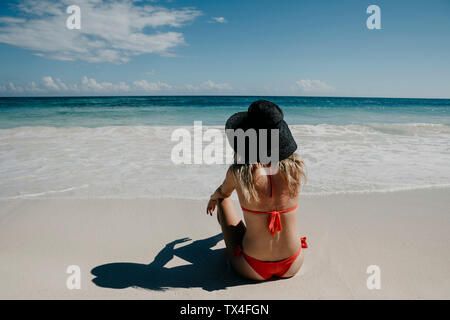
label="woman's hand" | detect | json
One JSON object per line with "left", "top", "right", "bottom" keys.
{"left": 206, "top": 198, "right": 218, "bottom": 216}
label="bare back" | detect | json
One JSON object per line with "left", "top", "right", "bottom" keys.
{"left": 235, "top": 166, "right": 301, "bottom": 261}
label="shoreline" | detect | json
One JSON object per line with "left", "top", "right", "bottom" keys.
{"left": 2, "top": 184, "right": 450, "bottom": 201}
{"left": 2, "top": 123, "right": 449, "bottom": 200}
{"left": 0, "top": 188, "right": 449, "bottom": 299}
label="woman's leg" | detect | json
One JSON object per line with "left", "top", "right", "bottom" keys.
{"left": 216, "top": 198, "right": 264, "bottom": 281}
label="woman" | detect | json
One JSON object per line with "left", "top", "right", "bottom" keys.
{"left": 206, "top": 100, "right": 308, "bottom": 281}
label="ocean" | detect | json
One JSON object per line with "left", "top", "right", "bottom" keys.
{"left": 1, "top": 96, "right": 449, "bottom": 199}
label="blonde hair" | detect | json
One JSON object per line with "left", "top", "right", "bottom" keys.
{"left": 231, "top": 153, "right": 306, "bottom": 202}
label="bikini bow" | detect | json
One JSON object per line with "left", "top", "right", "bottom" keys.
{"left": 301, "top": 237, "right": 308, "bottom": 248}
{"left": 268, "top": 211, "right": 282, "bottom": 236}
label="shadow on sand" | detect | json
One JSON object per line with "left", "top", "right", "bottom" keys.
{"left": 91, "top": 234, "right": 256, "bottom": 292}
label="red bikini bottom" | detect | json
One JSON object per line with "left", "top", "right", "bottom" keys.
{"left": 233, "top": 237, "right": 308, "bottom": 280}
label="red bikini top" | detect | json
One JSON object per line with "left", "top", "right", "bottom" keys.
{"left": 241, "top": 165, "right": 298, "bottom": 236}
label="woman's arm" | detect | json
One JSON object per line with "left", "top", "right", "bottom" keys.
{"left": 210, "top": 168, "right": 235, "bottom": 200}
{"left": 206, "top": 168, "right": 236, "bottom": 215}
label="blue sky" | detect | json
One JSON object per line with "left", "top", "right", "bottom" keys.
{"left": 0, "top": 0, "right": 449, "bottom": 97}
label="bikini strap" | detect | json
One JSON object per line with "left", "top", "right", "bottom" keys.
{"left": 243, "top": 163, "right": 298, "bottom": 236}
{"left": 240, "top": 204, "right": 297, "bottom": 215}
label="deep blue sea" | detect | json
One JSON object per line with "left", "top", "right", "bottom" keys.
{"left": 1, "top": 96, "right": 449, "bottom": 199}
{"left": 0, "top": 96, "right": 449, "bottom": 128}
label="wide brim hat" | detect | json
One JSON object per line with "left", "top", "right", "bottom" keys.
{"left": 225, "top": 100, "right": 297, "bottom": 164}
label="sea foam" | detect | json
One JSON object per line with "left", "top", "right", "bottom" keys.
{"left": 0, "top": 123, "right": 449, "bottom": 199}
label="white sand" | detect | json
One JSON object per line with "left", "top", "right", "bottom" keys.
{"left": 0, "top": 188, "right": 449, "bottom": 299}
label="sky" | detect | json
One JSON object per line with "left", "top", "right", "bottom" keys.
{"left": 0, "top": 0, "right": 449, "bottom": 98}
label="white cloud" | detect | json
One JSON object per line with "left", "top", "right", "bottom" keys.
{"left": 212, "top": 17, "right": 227, "bottom": 23}
{"left": 294, "top": 79, "right": 335, "bottom": 93}
{"left": 7, "top": 82, "right": 24, "bottom": 93}
{"left": 1, "top": 76, "right": 131, "bottom": 94}
{"left": 27, "top": 81, "right": 43, "bottom": 93}
{"left": 42, "top": 76, "right": 60, "bottom": 90}
{"left": 202, "top": 80, "right": 232, "bottom": 90}
{"left": 0, "top": 0, "right": 201, "bottom": 64}
{"left": 41, "top": 76, "right": 79, "bottom": 92}
{"left": 185, "top": 80, "right": 232, "bottom": 91}
{"left": 55, "top": 78, "right": 69, "bottom": 91}
{"left": 142, "top": 70, "right": 156, "bottom": 76}
{"left": 133, "top": 80, "right": 172, "bottom": 91}
{"left": 0, "top": 17, "right": 26, "bottom": 24}
{"left": 81, "top": 76, "right": 130, "bottom": 92}
{"left": 0, "top": 77, "right": 235, "bottom": 95}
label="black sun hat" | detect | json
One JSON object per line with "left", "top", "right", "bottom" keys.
{"left": 225, "top": 100, "right": 297, "bottom": 164}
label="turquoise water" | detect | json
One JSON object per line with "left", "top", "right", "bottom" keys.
{"left": 0, "top": 96, "right": 449, "bottom": 128}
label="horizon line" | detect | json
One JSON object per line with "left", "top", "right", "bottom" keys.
{"left": 1, "top": 94, "right": 449, "bottom": 100}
